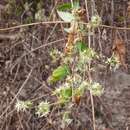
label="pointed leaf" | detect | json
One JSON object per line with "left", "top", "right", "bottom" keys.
{"left": 48, "top": 65, "right": 70, "bottom": 83}
{"left": 57, "top": 11, "right": 74, "bottom": 22}
{"left": 52, "top": 65, "right": 70, "bottom": 78}
{"left": 57, "top": 3, "right": 72, "bottom": 11}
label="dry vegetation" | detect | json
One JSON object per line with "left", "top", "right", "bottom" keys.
{"left": 0, "top": 0, "right": 130, "bottom": 130}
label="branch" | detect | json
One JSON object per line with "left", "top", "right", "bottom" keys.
{"left": 1, "top": 20, "right": 130, "bottom": 31}
{"left": 0, "top": 21, "right": 68, "bottom": 31}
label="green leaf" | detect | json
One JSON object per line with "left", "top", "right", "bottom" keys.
{"left": 57, "top": 3, "right": 72, "bottom": 11}
{"left": 48, "top": 65, "right": 70, "bottom": 83}
{"left": 75, "top": 41, "right": 87, "bottom": 52}
{"left": 57, "top": 11, "right": 74, "bottom": 22}
{"left": 53, "top": 65, "right": 70, "bottom": 78}
{"left": 54, "top": 86, "right": 72, "bottom": 104}
{"left": 61, "top": 86, "right": 72, "bottom": 100}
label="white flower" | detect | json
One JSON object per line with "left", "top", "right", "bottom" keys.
{"left": 36, "top": 101, "right": 50, "bottom": 117}
{"left": 91, "top": 15, "right": 102, "bottom": 27}
{"left": 15, "top": 100, "right": 32, "bottom": 112}
{"left": 89, "top": 82, "right": 104, "bottom": 96}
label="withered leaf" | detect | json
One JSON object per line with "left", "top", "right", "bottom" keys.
{"left": 112, "top": 38, "right": 127, "bottom": 70}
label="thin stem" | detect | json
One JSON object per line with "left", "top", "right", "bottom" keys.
{"left": 71, "top": 0, "right": 74, "bottom": 8}
{"left": 1, "top": 21, "right": 130, "bottom": 31}
{"left": 0, "top": 21, "right": 68, "bottom": 31}
{"left": 85, "top": 0, "right": 90, "bottom": 21}
{"left": 87, "top": 1, "right": 96, "bottom": 130}
{"left": 90, "top": 91, "right": 96, "bottom": 130}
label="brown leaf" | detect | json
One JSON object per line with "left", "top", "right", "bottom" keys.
{"left": 112, "top": 38, "right": 127, "bottom": 70}
{"left": 64, "top": 8, "right": 87, "bottom": 54}
{"left": 76, "top": 8, "right": 86, "bottom": 21}
{"left": 64, "top": 33, "right": 75, "bottom": 53}
{"left": 74, "top": 95, "right": 81, "bottom": 105}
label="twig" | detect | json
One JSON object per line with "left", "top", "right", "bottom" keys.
{"left": 46, "top": 23, "right": 58, "bottom": 42}
{"left": 60, "top": 24, "right": 66, "bottom": 47}
{"left": 10, "top": 38, "right": 66, "bottom": 70}
{"left": 49, "top": 0, "right": 58, "bottom": 20}
{"left": 100, "top": 24, "right": 130, "bottom": 30}
{"left": 85, "top": 0, "right": 90, "bottom": 21}
{"left": 1, "top": 20, "right": 130, "bottom": 32}
{"left": 90, "top": 91, "right": 96, "bottom": 130}
{"left": 17, "top": 112, "right": 24, "bottom": 129}
{"left": 12, "top": 63, "right": 20, "bottom": 82}
{"left": 98, "top": 28, "right": 103, "bottom": 54}
{"left": 126, "top": 126, "right": 129, "bottom": 130}
{"left": 87, "top": 1, "right": 96, "bottom": 130}
{"left": 31, "top": 93, "right": 50, "bottom": 102}
{"left": 31, "top": 38, "right": 66, "bottom": 52}
{"left": 0, "top": 34, "right": 18, "bottom": 40}
{"left": 0, "top": 21, "right": 68, "bottom": 31}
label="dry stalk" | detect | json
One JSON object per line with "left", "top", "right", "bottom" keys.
{"left": 1, "top": 21, "right": 130, "bottom": 32}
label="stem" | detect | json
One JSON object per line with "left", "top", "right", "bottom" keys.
{"left": 88, "top": 26, "right": 96, "bottom": 130}
{"left": 85, "top": 0, "right": 90, "bottom": 22}
{"left": 71, "top": 0, "right": 74, "bottom": 8}
{"left": 1, "top": 21, "right": 130, "bottom": 31}
{"left": 86, "top": 0, "right": 96, "bottom": 129}
{"left": 90, "top": 91, "right": 96, "bottom": 130}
